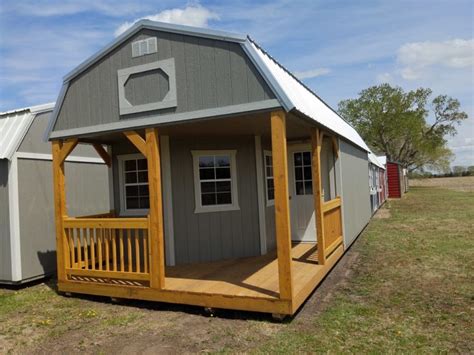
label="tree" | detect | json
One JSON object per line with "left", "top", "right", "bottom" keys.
{"left": 338, "top": 84, "right": 468, "bottom": 172}
{"left": 452, "top": 166, "right": 466, "bottom": 176}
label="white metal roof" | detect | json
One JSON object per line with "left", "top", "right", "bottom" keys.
{"left": 368, "top": 152, "right": 385, "bottom": 169}
{"left": 0, "top": 103, "right": 55, "bottom": 160}
{"left": 376, "top": 155, "right": 387, "bottom": 166}
{"left": 245, "top": 40, "right": 370, "bottom": 152}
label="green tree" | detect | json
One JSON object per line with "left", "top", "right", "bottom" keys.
{"left": 452, "top": 166, "right": 466, "bottom": 176}
{"left": 338, "top": 84, "right": 468, "bottom": 172}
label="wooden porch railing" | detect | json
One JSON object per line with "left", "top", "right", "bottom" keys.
{"left": 322, "top": 197, "right": 343, "bottom": 256}
{"left": 62, "top": 216, "right": 150, "bottom": 286}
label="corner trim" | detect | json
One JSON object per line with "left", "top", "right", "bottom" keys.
{"left": 44, "top": 82, "right": 69, "bottom": 142}
{"left": 49, "top": 99, "right": 281, "bottom": 140}
{"left": 254, "top": 136, "right": 267, "bottom": 255}
{"left": 160, "top": 136, "right": 175, "bottom": 266}
{"left": 8, "top": 156, "right": 22, "bottom": 281}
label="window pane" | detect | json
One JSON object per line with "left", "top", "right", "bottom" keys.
{"left": 216, "top": 156, "right": 230, "bottom": 167}
{"left": 126, "top": 197, "right": 139, "bottom": 209}
{"left": 216, "top": 192, "right": 232, "bottom": 205}
{"left": 304, "top": 166, "right": 312, "bottom": 180}
{"left": 216, "top": 167, "right": 231, "bottom": 179}
{"left": 266, "top": 166, "right": 273, "bottom": 177}
{"left": 303, "top": 152, "right": 311, "bottom": 166}
{"left": 124, "top": 160, "right": 136, "bottom": 172}
{"left": 267, "top": 178, "right": 274, "bottom": 189}
{"left": 265, "top": 155, "right": 272, "bottom": 165}
{"left": 216, "top": 181, "right": 231, "bottom": 192}
{"left": 295, "top": 167, "right": 303, "bottom": 181}
{"left": 137, "top": 159, "right": 147, "bottom": 170}
{"left": 199, "top": 156, "right": 214, "bottom": 168}
{"left": 201, "top": 193, "right": 216, "bottom": 206}
{"left": 138, "top": 185, "right": 149, "bottom": 197}
{"left": 294, "top": 153, "right": 302, "bottom": 166}
{"left": 268, "top": 188, "right": 274, "bottom": 200}
{"left": 138, "top": 171, "right": 148, "bottom": 183}
{"left": 201, "top": 182, "right": 216, "bottom": 193}
{"left": 125, "top": 172, "right": 137, "bottom": 183}
{"left": 199, "top": 168, "right": 215, "bottom": 180}
{"left": 304, "top": 181, "right": 313, "bottom": 195}
{"left": 126, "top": 185, "right": 139, "bottom": 197}
{"left": 296, "top": 181, "right": 304, "bottom": 195}
{"left": 140, "top": 197, "right": 150, "bottom": 209}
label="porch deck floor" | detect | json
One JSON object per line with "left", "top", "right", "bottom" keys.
{"left": 164, "top": 242, "right": 320, "bottom": 300}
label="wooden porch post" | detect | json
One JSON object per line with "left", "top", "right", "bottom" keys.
{"left": 270, "top": 110, "right": 293, "bottom": 301}
{"left": 311, "top": 128, "right": 326, "bottom": 265}
{"left": 52, "top": 140, "right": 68, "bottom": 282}
{"left": 146, "top": 128, "right": 165, "bottom": 289}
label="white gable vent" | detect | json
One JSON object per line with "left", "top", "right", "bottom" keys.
{"left": 132, "top": 37, "right": 157, "bottom": 58}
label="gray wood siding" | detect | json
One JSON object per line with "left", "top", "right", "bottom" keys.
{"left": 54, "top": 30, "right": 275, "bottom": 132}
{"left": 17, "top": 159, "right": 110, "bottom": 281}
{"left": 170, "top": 136, "right": 261, "bottom": 264}
{"left": 340, "top": 140, "right": 371, "bottom": 247}
{"left": 0, "top": 160, "right": 12, "bottom": 281}
{"left": 18, "top": 112, "right": 101, "bottom": 156}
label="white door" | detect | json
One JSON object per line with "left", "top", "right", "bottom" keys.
{"left": 288, "top": 145, "right": 316, "bottom": 242}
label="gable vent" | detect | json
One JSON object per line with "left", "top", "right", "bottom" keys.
{"left": 131, "top": 37, "right": 157, "bottom": 58}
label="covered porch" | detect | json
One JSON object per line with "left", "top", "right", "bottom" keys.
{"left": 52, "top": 110, "right": 345, "bottom": 316}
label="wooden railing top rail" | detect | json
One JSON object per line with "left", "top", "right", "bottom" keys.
{"left": 63, "top": 217, "right": 148, "bottom": 229}
{"left": 75, "top": 210, "right": 116, "bottom": 219}
{"left": 322, "top": 196, "right": 341, "bottom": 213}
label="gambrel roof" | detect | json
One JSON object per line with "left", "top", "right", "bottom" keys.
{"left": 0, "top": 103, "right": 55, "bottom": 160}
{"left": 46, "top": 20, "right": 369, "bottom": 151}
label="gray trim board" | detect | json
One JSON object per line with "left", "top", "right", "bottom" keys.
{"left": 44, "top": 83, "right": 69, "bottom": 142}
{"left": 50, "top": 99, "right": 281, "bottom": 139}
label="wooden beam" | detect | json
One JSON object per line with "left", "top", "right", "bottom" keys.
{"left": 311, "top": 128, "right": 326, "bottom": 265}
{"left": 146, "top": 128, "right": 165, "bottom": 289}
{"left": 332, "top": 136, "right": 339, "bottom": 158}
{"left": 58, "top": 138, "right": 78, "bottom": 164}
{"left": 270, "top": 110, "right": 293, "bottom": 301}
{"left": 52, "top": 141, "right": 68, "bottom": 281}
{"left": 92, "top": 144, "right": 112, "bottom": 167}
{"left": 124, "top": 131, "right": 147, "bottom": 157}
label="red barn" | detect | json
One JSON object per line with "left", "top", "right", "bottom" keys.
{"left": 387, "top": 161, "right": 408, "bottom": 198}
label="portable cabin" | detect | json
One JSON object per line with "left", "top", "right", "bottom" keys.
{"left": 386, "top": 161, "right": 408, "bottom": 198}
{"left": 368, "top": 152, "right": 386, "bottom": 213}
{"left": 44, "top": 20, "right": 373, "bottom": 317}
{"left": 376, "top": 155, "right": 388, "bottom": 203}
{"left": 0, "top": 103, "right": 110, "bottom": 285}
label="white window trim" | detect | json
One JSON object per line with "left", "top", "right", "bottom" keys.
{"left": 192, "top": 150, "right": 240, "bottom": 214}
{"left": 117, "top": 153, "right": 149, "bottom": 216}
{"left": 263, "top": 150, "right": 275, "bottom": 207}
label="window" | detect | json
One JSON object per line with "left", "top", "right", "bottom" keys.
{"left": 294, "top": 151, "right": 313, "bottom": 195}
{"left": 131, "top": 37, "right": 157, "bottom": 57}
{"left": 192, "top": 150, "right": 239, "bottom": 213}
{"left": 118, "top": 154, "right": 149, "bottom": 215}
{"left": 264, "top": 151, "right": 274, "bottom": 205}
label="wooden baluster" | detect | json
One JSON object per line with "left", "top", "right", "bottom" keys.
{"left": 127, "top": 229, "right": 132, "bottom": 272}
{"left": 135, "top": 229, "right": 140, "bottom": 273}
{"left": 143, "top": 229, "right": 148, "bottom": 273}
{"left": 98, "top": 229, "right": 103, "bottom": 271}
{"left": 83, "top": 228, "right": 88, "bottom": 270}
{"left": 105, "top": 229, "right": 110, "bottom": 271}
{"left": 119, "top": 229, "right": 124, "bottom": 272}
{"left": 112, "top": 229, "right": 117, "bottom": 272}
{"left": 77, "top": 228, "right": 82, "bottom": 268}
{"left": 68, "top": 228, "right": 75, "bottom": 268}
{"left": 91, "top": 228, "right": 96, "bottom": 270}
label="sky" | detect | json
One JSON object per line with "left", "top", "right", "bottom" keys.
{"left": 0, "top": 0, "right": 473, "bottom": 166}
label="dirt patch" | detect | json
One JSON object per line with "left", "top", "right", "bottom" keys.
{"left": 410, "top": 176, "right": 474, "bottom": 192}
{"left": 373, "top": 206, "right": 391, "bottom": 219}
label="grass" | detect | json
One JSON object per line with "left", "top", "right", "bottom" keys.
{"left": 258, "top": 186, "right": 473, "bottom": 353}
{"left": 0, "top": 184, "right": 472, "bottom": 353}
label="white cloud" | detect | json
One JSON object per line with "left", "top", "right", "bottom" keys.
{"left": 376, "top": 72, "right": 393, "bottom": 83}
{"left": 294, "top": 68, "right": 331, "bottom": 80}
{"left": 114, "top": 4, "right": 219, "bottom": 37}
{"left": 398, "top": 39, "right": 473, "bottom": 80}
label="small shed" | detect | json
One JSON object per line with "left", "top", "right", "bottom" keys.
{"left": 0, "top": 103, "right": 110, "bottom": 284}
{"left": 44, "top": 20, "right": 375, "bottom": 316}
{"left": 386, "top": 161, "right": 408, "bottom": 198}
{"left": 368, "top": 152, "right": 386, "bottom": 213}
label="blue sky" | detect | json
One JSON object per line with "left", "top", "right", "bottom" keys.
{"left": 0, "top": 0, "right": 473, "bottom": 166}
